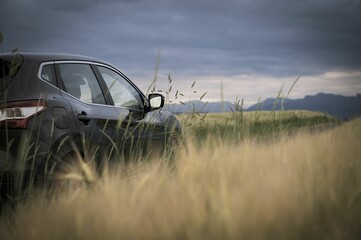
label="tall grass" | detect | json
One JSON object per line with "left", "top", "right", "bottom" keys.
{"left": 0, "top": 116, "right": 360, "bottom": 239}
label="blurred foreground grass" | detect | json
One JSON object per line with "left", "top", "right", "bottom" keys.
{"left": 0, "top": 112, "right": 360, "bottom": 240}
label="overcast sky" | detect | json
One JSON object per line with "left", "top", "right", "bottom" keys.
{"left": 1, "top": 0, "right": 360, "bottom": 105}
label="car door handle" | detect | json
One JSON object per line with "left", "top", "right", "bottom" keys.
{"left": 78, "top": 112, "right": 91, "bottom": 124}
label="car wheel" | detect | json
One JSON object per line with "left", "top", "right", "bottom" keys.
{"left": 47, "top": 151, "right": 97, "bottom": 195}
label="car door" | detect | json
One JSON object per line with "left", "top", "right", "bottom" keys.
{"left": 56, "top": 62, "right": 125, "bottom": 161}
{"left": 94, "top": 65, "right": 163, "bottom": 157}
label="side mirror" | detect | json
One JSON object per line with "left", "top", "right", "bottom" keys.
{"left": 148, "top": 93, "right": 165, "bottom": 110}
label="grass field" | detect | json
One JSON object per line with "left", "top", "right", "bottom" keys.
{"left": 0, "top": 111, "right": 360, "bottom": 239}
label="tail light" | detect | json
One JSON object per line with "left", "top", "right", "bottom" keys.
{"left": 0, "top": 100, "right": 46, "bottom": 129}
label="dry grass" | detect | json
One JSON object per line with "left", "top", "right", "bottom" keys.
{"left": 0, "top": 118, "right": 360, "bottom": 239}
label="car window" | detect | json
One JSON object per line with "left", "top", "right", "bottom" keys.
{"left": 40, "top": 64, "right": 56, "bottom": 85}
{"left": 0, "top": 55, "right": 23, "bottom": 92}
{"left": 97, "top": 66, "right": 142, "bottom": 108}
{"left": 59, "top": 63, "right": 106, "bottom": 104}
{"left": 0, "top": 59, "right": 10, "bottom": 81}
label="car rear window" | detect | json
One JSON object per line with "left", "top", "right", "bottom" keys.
{"left": 0, "top": 55, "right": 23, "bottom": 92}
{"left": 0, "top": 59, "right": 11, "bottom": 78}
{"left": 0, "top": 59, "right": 11, "bottom": 92}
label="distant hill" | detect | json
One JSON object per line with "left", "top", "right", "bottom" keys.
{"left": 165, "top": 93, "right": 361, "bottom": 120}
{"left": 247, "top": 93, "right": 361, "bottom": 120}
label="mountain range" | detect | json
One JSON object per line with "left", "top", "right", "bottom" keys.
{"left": 165, "top": 93, "right": 361, "bottom": 120}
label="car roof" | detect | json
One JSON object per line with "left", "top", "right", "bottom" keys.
{"left": 0, "top": 52, "right": 107, "bottom": 64}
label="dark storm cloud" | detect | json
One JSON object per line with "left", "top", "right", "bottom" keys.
{"left": 166, "top": 0, "right": 361, "bottom": 75}
{"left": 1, "top": 0, "right": 360, "bottom": 78}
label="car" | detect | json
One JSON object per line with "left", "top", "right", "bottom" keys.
{"left": 0, "top": 52, "right": 181, "bottom": 185}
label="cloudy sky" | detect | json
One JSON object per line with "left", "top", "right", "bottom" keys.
{"left": 1, "top": 0, "right": 361, "bottom": 105}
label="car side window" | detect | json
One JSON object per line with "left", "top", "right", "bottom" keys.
{"left": 97, "top": 66, "right": 142, "bottom": 109}
{"left": 40, "top": 64, "right": 56, "bottom": 85}
{"left": 59, "top": 63, "right": 106, "bottom": 104}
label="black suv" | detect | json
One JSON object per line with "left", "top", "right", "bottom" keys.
{"left": 0, "top": 53, "right": 181, "bottom": 181}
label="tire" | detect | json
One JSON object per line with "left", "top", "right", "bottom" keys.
{"left": 45, "top": 136, "right": 98, "bottom": 191}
